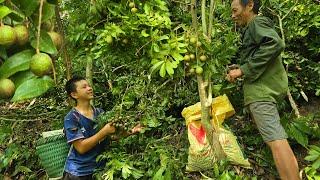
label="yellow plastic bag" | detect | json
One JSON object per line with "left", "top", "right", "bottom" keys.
{"left": 182, "top": 95, "right": 250, "bottom": 172}
{"left": 211, "top": 94, "right": 235, "bottom": 131}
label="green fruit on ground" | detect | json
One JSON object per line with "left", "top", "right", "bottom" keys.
{"left": 106, "top": 35, "right": 113, "bottom": 44}
{"left": 0, "top": 78, "right": 15, "bottom": 99}
{"left": 131, "top": 7, "right": 138, "bottom": 13}
{"left": 129, "top": 2, "right": 135, "bottom": 8}
{"left": 48, "top": 31, "right": 62, "bottom": 49}
{"left": 189, "top": 37, "right": 197, "bottom": 44}
{"left": 14, "top": 25, "right": 29, "bottom": 46}
{"left": 184, "top": 54, "right": 190, "bottom": 61}
{"left": 0, "top": 25, "right": 16, "bottom": 47}
{"left": 200, "top": 55, "right": 207, "bottom": 61}
{"left": 190, "top": 54, "right": 195, "bottom": 60}
{"left": 196, "top": 66, "right": 203, "bottom": 74}
{"left": 30, "top": 53, "right": 52, "bottom": 76}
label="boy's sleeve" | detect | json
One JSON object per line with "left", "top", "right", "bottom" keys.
{"left": 64, "top": 113, "right": 85, "bottom": 143}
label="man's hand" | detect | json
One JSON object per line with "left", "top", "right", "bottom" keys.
{"left": 226, "top": 68, "right": 243, "bottom": 83}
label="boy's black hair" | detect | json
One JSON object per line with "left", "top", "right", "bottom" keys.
{"left": 65, "top": 76, "right": 86, "bottom": 99}
{"left": 239, "top": 0, "right": 260, "bottom": 14}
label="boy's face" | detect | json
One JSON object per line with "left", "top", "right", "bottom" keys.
{"left": 71, "top": 80, "right": 93, "bottom": 101}
{"left": 231, "top": 0, "right": 254, "bottom": 27}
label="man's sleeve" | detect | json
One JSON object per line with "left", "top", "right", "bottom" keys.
{"left": 64, "top": 114, "right": 85, "bottom": 143}
{"left": 240, "top": 17, "right": 285, "bottom": 82}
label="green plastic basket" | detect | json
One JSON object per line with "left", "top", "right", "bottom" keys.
{"left": 36, "top": 132, "right": 70, "bottom": 178}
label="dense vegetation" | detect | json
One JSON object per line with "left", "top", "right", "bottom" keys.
{"left": 0, "top": 0, "right": 319, "bottom": 179}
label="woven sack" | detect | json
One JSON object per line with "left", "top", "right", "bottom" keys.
{"left": 36, "top": 131, "right": 69, "bottom": 178}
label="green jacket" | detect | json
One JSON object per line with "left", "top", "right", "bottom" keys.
{"left": 239, "top": 16, "right": 288, "bottom": 105}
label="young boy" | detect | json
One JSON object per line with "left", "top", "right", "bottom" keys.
{"left": 63, "top": 76, "right": 141, "bottom": 180}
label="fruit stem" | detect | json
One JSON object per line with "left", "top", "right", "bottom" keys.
{"left": 36, "top": 0, "right": 44, "bottom": 54}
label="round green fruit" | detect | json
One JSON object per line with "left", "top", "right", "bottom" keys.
{"left": 0, "top": 25, "right": 16, "bottom": 47}
{"left": 189, "top": 37, "right": 197, "bottom": 44}
{"left": 196, "top": 66, "right": 203, "bottom": 74}
{"left": 200, "top": 55, "right": 207, "bottom": 61}
{"left": 0, "top": 78, "right": 15, "bottom": 99}
{"left": 48, "top": 31, "right": 62, "bottom": 49}
{"left": 190, "top": 54, "right": 195, "bottom": 60}
{"left": 131, "top": 7, "right": 138, "bottom": 13}
{"left": 196, "top": 41, "right": 202, "bottom": 47}
{"left": 129, "top": 2, "right": 135, "bottom": 8}
{"left": 30, "top": 53, "right": 52, "bottom": 76}
{"left": 189, "top": 68, "right": 195, "bottom": 74}
{"left": 106, "top": 35, "right": 113, "bottom": 44}
{"left": 184, "top": 54, "right": 190, "bottom": 61}
{"left": 14, "top": 25, "right": 29, "bottom": 46}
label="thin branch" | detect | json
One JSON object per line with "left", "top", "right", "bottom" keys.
{"left": 36, "top": 0, "right": 44, "bottom": 54}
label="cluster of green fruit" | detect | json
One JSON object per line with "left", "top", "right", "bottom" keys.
{"left": 0, "top": 23, "right": 62, "bottom": 99}
{"left": 97, "top": 112, "right": 138, "bottom": 132}
{"left": 183, "top": 36, "right": 208, "bottom": 75}
{"left": 129, "top": 2, "right": 138, "bottom": 13}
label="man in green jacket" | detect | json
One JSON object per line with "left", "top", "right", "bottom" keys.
{"left": 227, "top": 0, "right": 300, "bottom": 179}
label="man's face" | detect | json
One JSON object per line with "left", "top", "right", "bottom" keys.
{"left": 72, "top": 80, "right": 93, "bottom": 101}
{"left": 231, "top": 0, "right": 253, "bottom": 27}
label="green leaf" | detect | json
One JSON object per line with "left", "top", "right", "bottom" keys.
{"left": 11, "top": 76, "right": 54, "bottom": 102}
{"left": 153, "top": 43, "right": 160, "bottom": 52}
{"left": 150, "top": 60, "right": 164, "bottom": 74}
{"left": 165, "top": 61, "right": 174, "bottom": 76}
{"left": 0, "top": 0, "right": 5, "bottom": 3}
{"left": 157, "top": 35, "right": 169, "bottom": 41}
{"left": 141, "top": 30, "right": 149, "bottom": 37}
{"left": 121, "top": 164, "right": 132, "bottom": 179}
{"left": 312, "top": 158, "right": 320, "bottom": 170}
{"left": 31, "top": 31, "right": 57, "bottom": 55}
{"left": 289, "top": 125, "right": 308, "bottom": 147}
{"left": 0, "top": 6, "right": 12, "bottom": 19}
{"left": 10, "top": 70, "right": 36, "bottom": 88}
{"left": 171, "top": 52, "right": 183, "bottom": 61}
{"left": 8, "top": 10, "right": 25, "bottom": 22}
{"left": 0, "top": 49, "right": 34, "bottom": 79}
{"left": 159, "top": 63, "right": 166, "bottom": 77}
{"left": 0, "top": 46, "right": 7, "bottom": 59}
{"left": 12, "top": 0, "right": 39, "bottom": 17}
{"left": 42, "top": 3, "right": 55, "bottom": 22}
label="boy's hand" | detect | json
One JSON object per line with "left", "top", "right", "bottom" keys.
{"left": 130, "top": 123, "right": 143, "bottom": 134}
{"left": 102, "top": 122, "right": 116, "bottom": 135}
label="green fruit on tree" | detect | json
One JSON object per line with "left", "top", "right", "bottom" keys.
{"left": 14, "top": 25, "right": 29, "bottom": 46}
{"left": 131, "top": 7, "right": 138, "bottom": 13}
{"left": 196, "top": 41, "right": 202, "bottom": 47}
{"left": 184, "top": 54, "right": 190, "bottom": 61}
{"left": 196, "top": 66, "right": 203, "bottom": 74}
{"left": 30, "top": 53, "right": 53, "bottom": 76}
{"left": 48, "top": 31, "right": 62, "bottom": 49}
{"left": 0, "top": 25, "right": 16, "bottom": 47}
{"left": 189, "top": 37, "right": 197, "bottom": 44}
{"left": 190, "top": 54, "right": 195, "bottom": 60}
{"left": 106, "top": 35, "right": 113, "bottom": 44}
{"left": 200, "top": 55, "right": 207, "bottom": 61}
{"left": 0, "top": 78, "right": 15, "bottom": 99}
{"left": 189, "top": 68, "right": 195, "bottom": 74}
{"left": 129, "top": 2, "right": 135, "bottom": 8}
